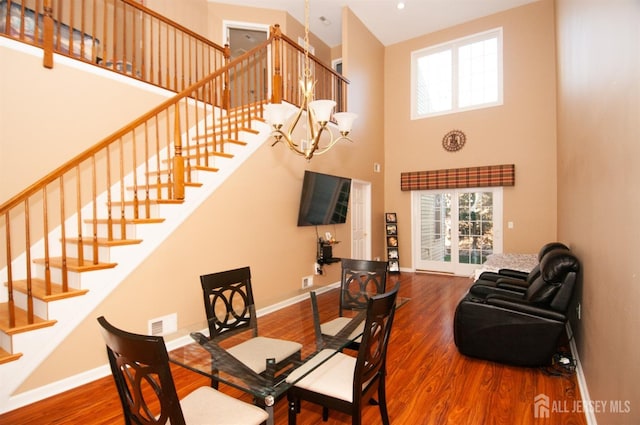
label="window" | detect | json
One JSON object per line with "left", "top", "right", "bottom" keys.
{"left": 411, "top": 28, "right": 503, "bottom": 119}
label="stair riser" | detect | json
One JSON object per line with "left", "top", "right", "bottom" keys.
{"left": 166, "top": 142, "right": 240, "bottom": 159}
{"left": 187, "top": 140, "right": 246, "bottom": 156}
{"left": 105, "top": 203, "right": 161, "bottom": 218}
{"left": 12, "top": 291, "right": 49, "bottom": 320}
{"left": 64, "top": 243, "right": 111, "bottom": 263}
{"left": 7, "top": 326, "right": 54, "bottom": 359}
{"left": 0, "top": 332, "right": 12, "bottom": 354}
{"left": 33, "top": 264, "right": 83, "bottom": 289}
{"left": 91, "top": 223, "right": 139, "bottom": 239}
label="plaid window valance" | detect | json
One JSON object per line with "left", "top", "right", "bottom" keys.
{"left": 400, "top": 164, "right": 515, "bottom": 191}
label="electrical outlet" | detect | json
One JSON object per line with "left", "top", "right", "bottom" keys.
{"left": 302, "top": 275, "right": 314, "bottom": 289}
{"left": 314, "top": 262, "right": 322, "bottom": 275}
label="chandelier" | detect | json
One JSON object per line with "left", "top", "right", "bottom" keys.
{"left": 265, "top": 0, "right": 357, "bottom": 161}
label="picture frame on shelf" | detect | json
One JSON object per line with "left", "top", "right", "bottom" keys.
{"left": 386, "top": 224, "right": 397, "bottom": 235}
{"left": 385, "top": 211, "right": 400, "bottom": 273}
{"left": 389, "top": 259, "right": 400, "bottom": 272}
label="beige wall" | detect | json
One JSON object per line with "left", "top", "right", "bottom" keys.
{"left": 145, "top": 0, "right": 210, "bottom": 36}
{"left": 384, "top": 0, "right": 558, "bottom": 263}
{"left": 0, "top": 46, "right": 169, "bottom": 201}
{"left": 556, "top": 0, "right": 640, "bottom": 423}
{"left": 341, "top": 7, "right": 387, "bottom": 261}
{"left": 14, "top": 3, "right": 385, "bottom": 393}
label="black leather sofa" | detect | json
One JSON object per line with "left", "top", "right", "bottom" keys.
{"left": 453, "top": 249, "right": 580, "bottom": 366}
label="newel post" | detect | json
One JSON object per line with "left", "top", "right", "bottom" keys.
{"left": 270, "top": 24, "right": 282, "bottom": 104}
{"left": 42, "top": 0, "right": 54, "bottom": 68}
{"left": 173, "top": 105, "right": 185, "bottom": 201}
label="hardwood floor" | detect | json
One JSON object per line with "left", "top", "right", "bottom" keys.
{"left": 0, "top": 273, "right": 587, "bottom": 425}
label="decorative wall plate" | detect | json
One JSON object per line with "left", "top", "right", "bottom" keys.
{"left": 442, "top": 130, "right": 466, "bottom": 152}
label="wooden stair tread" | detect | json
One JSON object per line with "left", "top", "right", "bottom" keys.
{"left": 0, "top": 303, "right": 57, "bottom": 335}
{"left": 112, "top": 199, "right": 184, "bottom": 206}
{"left": 146, "top": 169, "right": 216, "bottom": 179}
{"left": 126, "top": 182, "right": 203, "bottom": 190}
{"left": 65, "top": 237, "right": 143, "bottom": 247}
{"left": 8, "top": 279, "right": 89, "bottom": 302}
{"left": 33, "top": 257, "right": 117, "bottom": 272}
{"left": 90, "top": 218, "right": 165, "bottom": 225}
{"left": 0, "top": 348, "right": 22, "bottom": 365}
{"left": 182, "top": 151, "right": 234, "bottom": 160}
{"left": 201, "top": 125, "right": 259, "bottom": 135}
{"left": 191, "top": 165, "right": 220, "bottom": 173}
{"left": 190, "top": 133, "right": 252, "bottom": 144}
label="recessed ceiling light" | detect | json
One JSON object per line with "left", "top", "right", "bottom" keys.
{"left": 319, "top": 16, "right": 331, "bottom": 26}
{"left": 397, "top": 2, "right": 405, "bottom": 10}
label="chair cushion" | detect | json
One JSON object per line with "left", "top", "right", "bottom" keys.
{"left": 180, "top": 386, "right": 269, "bottom": 424}
{"left": 320, "top": 317, "right": 364, "bottom": 342}
{"left": 286, "top": 349, "right": 356, "bottom": 402}
{"left": 227, "top": 336, "right": 302, "bottom": 373}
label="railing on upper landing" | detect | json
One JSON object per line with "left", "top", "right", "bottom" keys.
{"left": 0, "top": 2, "right": 349, "bottom": 356}
{"left": 1, "top": 0, "right": 228, "bottom": 92}
{"left": 269, "top": 24, "right": 349, "bottom": 113}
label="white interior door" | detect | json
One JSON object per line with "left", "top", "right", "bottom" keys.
{"left": 411, "top": 188, "right": 502, "bottom": 275}
{"left": 350, "top": 180, "right": 371, "bottom": 260}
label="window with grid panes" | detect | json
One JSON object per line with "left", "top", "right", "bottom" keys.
{"left": 411, "top": 28, "right": 503, "bottom": 119}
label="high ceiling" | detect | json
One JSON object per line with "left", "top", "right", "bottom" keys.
{"left": 213, "top": 0, "right": 540, "bottom": 47}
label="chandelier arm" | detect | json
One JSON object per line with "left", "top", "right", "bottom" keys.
{"left": 311, "top": 126, "right": 353, "bottom": 156}
{"left": 271, "top": 130, "right": 304, "bottom": 153}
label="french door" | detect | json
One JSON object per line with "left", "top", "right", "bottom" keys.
{"left": 411, "top": 188, "right": 502, "bottom": 275}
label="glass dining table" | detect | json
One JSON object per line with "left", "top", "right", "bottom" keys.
{"left": 167, "top": 311, "right": 366, "bottom": 425}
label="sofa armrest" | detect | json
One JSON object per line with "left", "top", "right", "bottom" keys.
{"left": 486, "top": 296, "right": 566, "bottom": 322}
{"left": 469, "top": 284, "right": 526, "bottom": 298}
{"left": 497, "top": 277, "right": 529, "bottom": 286}
{"left": 497, "top": 268, "right": 529, "bottom": 279}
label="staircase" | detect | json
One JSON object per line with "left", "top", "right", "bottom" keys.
{"left": 0, "top": 96, "right": 282, "bottom": 409}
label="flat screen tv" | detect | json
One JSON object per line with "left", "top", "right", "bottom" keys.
{"left": 297, "top": 171, "right": 352, "bottom": 226}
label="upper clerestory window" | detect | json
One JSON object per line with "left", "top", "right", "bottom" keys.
{"left": 411, "top": 28, "right": 503, "bottom": 119}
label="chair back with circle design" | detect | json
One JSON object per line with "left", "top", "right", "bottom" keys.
{"left": 200, "top": 266, "right": 259, "bottom": 341}
{"left": 339, "top": 258, "right": 388, "bottom": 316}
{"left": 97, "top": 316, "right": 186, "bottom": 425}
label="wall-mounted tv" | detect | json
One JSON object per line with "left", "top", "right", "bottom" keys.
{"left": 297, "top": 171, "right": 352, "bottom": 226}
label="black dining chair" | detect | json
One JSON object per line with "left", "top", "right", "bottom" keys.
{"left": 315, "top": 258, "right": 388, "bottom": 350}
{"left": 286, "top": 283, "right": 400, "bottom": 425}
{"left": 97, "top": 316, "right": 269, "bottom": 425}
{"left": 198, "top": 266, "right": 302, "bottom": 387}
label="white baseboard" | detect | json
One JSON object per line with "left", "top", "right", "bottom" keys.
{"left": 567, "top": 323, "right": 597, "bottom": 425}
